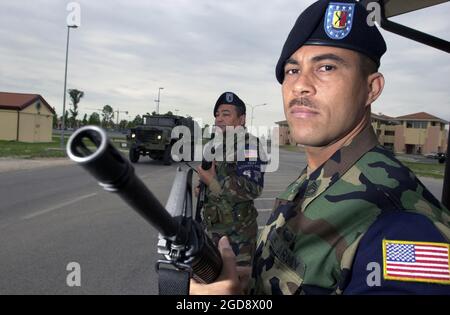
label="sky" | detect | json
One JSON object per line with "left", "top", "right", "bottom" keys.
{"left": 0, "top": 0, "right": 449, "bottom": 129}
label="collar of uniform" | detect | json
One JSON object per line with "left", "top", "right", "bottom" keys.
{"left": 300, "top": 125, "right": 379, "bottom": 209}
{"left": 277, "top": 126, "right": 378, "bottom": 203}
{"left": 308, "top": 125, "right": 379, "bottom": 179}
{"left": 277, "top": 168, "right": 309, "bottom": 201}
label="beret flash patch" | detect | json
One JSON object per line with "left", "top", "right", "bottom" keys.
{"left": 325, "top": 2, "right": 355, "bottom": 40}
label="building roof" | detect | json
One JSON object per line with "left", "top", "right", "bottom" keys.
{"left": 396, "top": 112, "right": 448, "bottom": 124}
{"left": 0, "top": 92, "right": 56, "bottom": 115}
{"left": 371, "top": 113, "right": 398, "bottom": 121}
{"left": 276, "top": 112, "right": 448, "bottom": 125}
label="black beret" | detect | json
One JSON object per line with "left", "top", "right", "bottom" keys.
{"left": 276, "top": 0, "right": 387, "bottom": 84}
{"left": 213, "top": 92, "right": 246, "bottom": 116}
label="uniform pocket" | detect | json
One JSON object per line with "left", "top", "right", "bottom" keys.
{"left": 203, "top": 206, "right": 220, "bottom": 226}
{"left": 265, "top": 228, "right": 306, "bottom": 294}
{"left": 267, "top": 250, "right": 305, "bottom": 294}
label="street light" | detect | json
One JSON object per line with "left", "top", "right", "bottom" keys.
{"left": 115, "top": 109, "right": 129, "bottom": 128}
{"left": 249, "top": 103, "right": 267, "bottom": 130}
{"left": 155, "top": 87, "right": 164, "bottom": 114}
{"left": 60, "top": 24, "right": 78, "bottom": 148}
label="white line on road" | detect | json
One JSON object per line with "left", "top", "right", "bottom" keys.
{"left": 258, "top": 209, "right": 273, "bottom": 213}
{"left": 22, "top": 193, "right": 98, "bottom": 220}
{"left": 256, "top": 198, "right": 276, "bottom": 201}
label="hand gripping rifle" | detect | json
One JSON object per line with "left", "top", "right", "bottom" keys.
{"left": 194, "top": 134, "right": 215, "bottom": 223}
{"left": 66, "top": 126, "right": 222, "bottom": 294}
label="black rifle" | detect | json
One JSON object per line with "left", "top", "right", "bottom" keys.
{"left": 66, "top": 126, "right": 222, "bottom": 288}
{"left": 195, "top": 135, "right": 215, "bottom": 223}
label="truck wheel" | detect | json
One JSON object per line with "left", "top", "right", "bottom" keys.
{"left": 129, "top": 149, "right": 140, "bottom": 163}
{"left": 163, "top": 145, "right": 172, "bottom": 165}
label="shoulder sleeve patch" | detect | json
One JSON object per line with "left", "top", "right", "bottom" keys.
{"left": 383, "top": 239, "right": 450, "bottom": 285}
{"left": 344, "top": 211, "right": 450, "bottom": 294}
{"left": 236, "top": 161, "right": 263, "bottom": 186}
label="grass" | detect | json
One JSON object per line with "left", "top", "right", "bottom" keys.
{"left": 402, "top": 161, "right": 445, "bottom": 179}
{"left": 0, "top": 137, "right": 446, "bottom": 180}
{"left": 279, "top": 145, "right": 445, "bottom": 179}
{"left": 0, "top": 137, "right": 67, "bottom": 158}
{"left": 0, "top": 136, "right": 127, "bottom": 159}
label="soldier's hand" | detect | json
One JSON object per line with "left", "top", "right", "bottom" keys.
{"left": 196, "top": 161, "right": 216, "bottom": 187}
{"left": 189, "top": 236, "right": 244, "bottom": 295}
{"left": 194, "top": 185, "right": 200, "bottom": 197}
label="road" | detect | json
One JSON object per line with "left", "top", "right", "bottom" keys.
{"left": 0, "top": 149, "right": 444, "bottom": 294}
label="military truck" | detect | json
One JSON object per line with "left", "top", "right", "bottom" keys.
{"left": 127, "top": 114, "right": 196, "bottom": 165}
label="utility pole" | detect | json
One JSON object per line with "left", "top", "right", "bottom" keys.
{"left": 155, "top": 87, "right": 164, "bottom": 114}
{"left": 60, "top": 24, "right": 78, "bottom": 148}
{"left": 115, "top": 110, "right": 129, "bottom": 128}
{"left": 249, "top": 103, "right": 268, "bottom": 131}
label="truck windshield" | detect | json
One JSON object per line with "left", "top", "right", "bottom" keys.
{"left": 144, "top": 117, "right": 175, "bottom": 127}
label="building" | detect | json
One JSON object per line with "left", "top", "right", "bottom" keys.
{"left": 0, "top": 92, "right": 56, "bottom": 142}
{"left": 276, "top": 120, "right": 295, "bottom": 145}
{"left": 370, "top": 113, "right": 400, "bottom": 152}
{"left": 277, "top": 112, "right": 448, "bottom": 155}
{"left": 393, "top": 112, "right": 447, "bottom": 155}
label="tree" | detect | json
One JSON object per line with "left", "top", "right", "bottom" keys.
{"left": 101, "top": 105, "right": 114, "bottom": 129}
{"left": 52, "top": 107, "right": 58, "bottom": 128}
{"left": 127, "top": 115, "right": 143, "bottom": 128}
{"left": 81, "top": 113, "right": 88, "bottom": 126}
{"left": 88, "top": 112, "right": 101, "bottom": 126}
{"left": 165, "top": 111, "right": 173, "bottom": 116}
{"left": 62, "top": 111, "right": 69, "bottom": 130}
{"left": 202, "top": 123, "right": 210, "bottom": 136}
{"left": 119, "top": 120, "right": 128, "bottom": 130}
{"left": 68, "top": 89, "right": 84, "bottom": 128}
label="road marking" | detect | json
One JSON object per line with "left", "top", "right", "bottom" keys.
{"left": 22, "top": 193, "right": 98, "bottom": 220}
{"left": 258, "top": 208, "right": 273, "bottom": 213}
{"left": 262, "top": 190, "right": 283, "bottom": 193}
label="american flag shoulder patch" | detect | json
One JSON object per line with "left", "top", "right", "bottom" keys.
{"left": 244, "top": 149, "right": 258, "bottom": 159}
{"left": 383, "top": 239, "right": 450, "bottom": 285}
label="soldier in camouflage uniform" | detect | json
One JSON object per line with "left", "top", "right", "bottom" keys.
{"left": 191, "top": 0, "right": 450, "bottom": 295}
{"left": 196, "top": 92, "right": 265, "bottom": 268}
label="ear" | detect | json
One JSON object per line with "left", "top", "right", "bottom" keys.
{"left": 366, "top": 72, "right": 385, "bottom": 106}
{"left": 239, "top": 114, "right": 246, "bottom": 126}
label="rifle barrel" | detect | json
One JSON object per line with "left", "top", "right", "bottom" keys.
{"left": 66, "top": 126, "right": 179, "bottom": 237}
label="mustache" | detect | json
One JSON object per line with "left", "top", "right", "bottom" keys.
{"left": 288, "top": 97, "right": 316, "bottom": 109}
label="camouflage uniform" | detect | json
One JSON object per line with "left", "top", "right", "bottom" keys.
{"left": 250, "top": 126, "right": 450, "bottom": 294}
{"left": 202, "top": 132, "right": 264, "bottom": 267}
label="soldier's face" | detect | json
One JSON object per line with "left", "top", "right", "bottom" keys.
{"left": 215, "top": 104, "right": 246, "bottom": 132}
{"left": 282, "top": 45, "right": 371, "bottom": 147}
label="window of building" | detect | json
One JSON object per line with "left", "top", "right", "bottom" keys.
{"left": 406, "top": 121, "right": 427, "bottom": 129}
{"left": 385, "top": 130, "right": 395, "bottom": 136}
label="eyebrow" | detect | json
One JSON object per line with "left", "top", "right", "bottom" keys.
{"left": 311, "top": 53, "right": 348, "bottom": 66}
{"left": 284, "top": 53, "right": 349, "bottom": 67}
{"left": 285, "top": 58, "right": 299, "bottom": 66}
{"left": 216, "top": 109, "right": 232, "bottom": 115}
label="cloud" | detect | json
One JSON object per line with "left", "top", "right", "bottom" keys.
{"left": 0, "top": 0, "right": 449, "bottom": 129}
